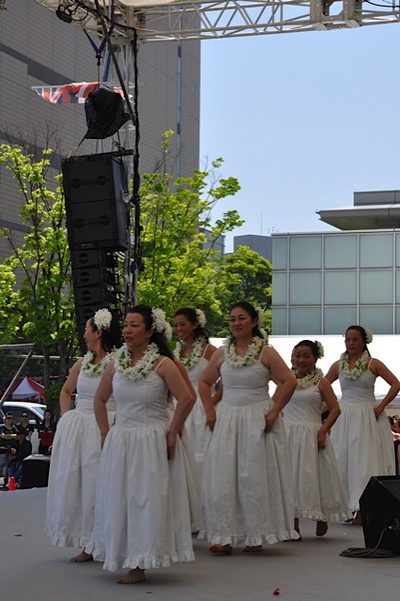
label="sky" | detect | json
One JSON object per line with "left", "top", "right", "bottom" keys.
{"left": 199, "top": 21, "right": 400, "bottom": 252}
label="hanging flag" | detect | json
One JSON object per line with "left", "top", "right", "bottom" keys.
{"left": 32, "top": 82, "right": 101, "bottom": 104}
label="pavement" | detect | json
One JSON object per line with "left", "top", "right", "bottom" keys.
{"left": 2, "top": 486, "right": 400, "bottom": 601}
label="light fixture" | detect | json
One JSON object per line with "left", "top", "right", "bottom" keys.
{"left": 56, "top": 3, "right": 73, "bottom": 24}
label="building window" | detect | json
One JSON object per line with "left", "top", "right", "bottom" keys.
{"left": 289, "top": 236, "right": 322, "bottom": 270}
{"left": 360, "top": 270, "right": 393, "bottom": 304}
{"left": 272, "top": 237, "right": 287, "bottom": 270}
{"left": 289, "top": 308, "right": 321, "bottom": 335}
{"left": 324, "top": 307, "right": 357, "bottom": 334}
{"left": 272, "top": 273, "right": 287, "bottom": 306}
{"left": 289, "top": 272, "right": 321, "bottom": 305}
{"left": 360, "top": 234, "right": 393, "bottom": 268}
{"left": 359, "top": 306, "right": 393, "bottom": 334}
{"left": 324, "top": 271, "right": 357, "bottom": 304}
{"left": 324, "top": 235, "right": 357, "bottom": 268}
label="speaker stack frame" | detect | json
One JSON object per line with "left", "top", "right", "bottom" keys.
{"left": 63, "top": 151, "right": 131, "bottom": 350}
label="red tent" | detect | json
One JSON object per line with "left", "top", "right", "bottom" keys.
{"left": 9, "top": 377, "right": 45, "bottom": 401}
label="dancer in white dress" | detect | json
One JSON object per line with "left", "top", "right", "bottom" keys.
{"left": 326, "top": 325, "right": 400, "bottom": 524}
{"left": 173, "top": 307, "right": 221, "bottom": 478}
{"left": 198, "top": 301, "right": 298, "bottom": 554}
{"left": 45, "top": 308, "right": 121, "bottom": 562}
{"left": 90, "top": 305, "right": 195, "bottom": 584}
{"left": 285, "top": 340, "right": 352, "bottom": 539}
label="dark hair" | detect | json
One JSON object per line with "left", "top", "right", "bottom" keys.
{"left": 229, "top": 301, "right": 264, "bottom": 339}
{"left": 89, "top": 310, "right": 122, "bottom": 352}
{"left": 126, "top": 305, "right": 174, "bottom": 360}
{"left": 294, "top": 340, "right": 319, "bottom": 358}
{"left": 174, "top": 307, "right": 210, "bottom": 342}
{"left": 345, "top": 325, "right": 370, "bottom": 355}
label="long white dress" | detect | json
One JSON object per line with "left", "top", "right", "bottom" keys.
{"left": 90, "top": 364, "right": 194, "bottom": 571}
{"left": 284, "top": 383, "right": 351, "bottom": 522}
{"left": 330, "top": 366, "right": 396, "bottom": 513}
{"left": 45, "top": 369, "right": 116, "bottom": 547}
{"left": 184, "top": 354, "right": 211, "bottom": 477}
{"left": 199, "top": 352, "right": 298, "bottom": 547}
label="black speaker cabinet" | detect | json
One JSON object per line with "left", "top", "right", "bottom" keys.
{"left": 360, "top": 475, "right": 400, "bottom": 554}
{"left": 21, "top": 454, "right": 51, "bottom": 489}
{"left": 63, "top": 152, "right": 129, "bottom": 251}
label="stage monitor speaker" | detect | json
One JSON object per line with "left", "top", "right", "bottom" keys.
{"left": 21, "top": 454, "right": 51, "bottom": 488}
{"left": 360, "top": 475, "right": 400, "bottom": 554}
{"left": 63, "top": 152, "right": 129, "bottom": 251}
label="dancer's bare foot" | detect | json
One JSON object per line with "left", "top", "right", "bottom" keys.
{"left": 117, "top": 568, "right": 146, "bottom": 584}
{"left": 70, "top": 550, "right": 93, "bottom": 563}
{"left": 243, "top": 545, "right": 263, "bottom": 552}
{"left": 209, "top": 544, "right": 233, "bottom": 555}
{"left": 316, "top": 521, "right": 328, "bottom": 537}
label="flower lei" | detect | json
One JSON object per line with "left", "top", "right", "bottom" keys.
{"left": 115, "top": 342, "right": 160, "bottom": 382}
{"left": 174, "top": 336, "right": 205, "bottom": 369}
{"left": 224, "top": 335, "right": 265, "bottom": 368}
{"left": 81, "top": 351, "right": 113, "bottom": 377}
{"left": 339, "top": 350, "right": 370, "bottom": 380}
{"left": 294, "top": 367, "right": 324, "bottom": 389}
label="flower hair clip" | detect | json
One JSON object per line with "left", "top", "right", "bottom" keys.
{"left": 151, "top": 308, "right": 169, "bottom": 335}
{"left": 364, "top": 328, "right": 373, "bottom": 344}
{"left": 195, "top": 308, "right": 206, "bottom": 328}
{"left": 93, "top": 308, "right": 112, "bottom": 331}
{"left": 255, "top": 306, "right": 265, "bottom": 327}
{"left": 315, "top": 340, "right": 324, "bottom": 359}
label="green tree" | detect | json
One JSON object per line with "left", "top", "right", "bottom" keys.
{"left": 0, "top": 264, "right": 20, "bottom": 343}
{"left": 0, "top": 143, "right": 77, "bottom": 398}
{"left": 137, "top": 141, "right": 243, "bottom": 318}
{"left": 212, "top": 245, "right": 272, "bottom": 336}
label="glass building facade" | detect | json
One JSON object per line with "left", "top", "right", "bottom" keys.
{"left": 272, "top": 230, "right": 400, "bottom": 335}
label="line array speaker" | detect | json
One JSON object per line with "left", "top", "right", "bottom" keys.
{"left": 70, "top": 248, "right": 122, "bottom": 352}
{"left": 63, "top": 152, "right": 129, "bottom": 251}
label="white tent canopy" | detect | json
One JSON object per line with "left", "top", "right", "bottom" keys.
{"left": 11, "top": 376, "right": 44, "bottom": 401}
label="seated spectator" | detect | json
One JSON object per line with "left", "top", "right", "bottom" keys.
{"left": 389, "top": 415, "right": 400, "bottom": 474}
{"left": 7, "top": 425, "right": 33, "bottom": 488}
{"left": 0, "top": 413, "right": 17, "bottom": 486}
{"left": 38, "top": 410, "right": 57, "bottom": 455}
{"left": 17, "top": 412, "right": 34, "bottom": 442}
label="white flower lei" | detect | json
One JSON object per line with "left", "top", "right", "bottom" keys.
{"left": 174, "top": 336, "right": 205, "bottom": 369}
{"left": 93, "top": 308, "right": 112, "bottom": 330}
{"left": 224, "top": 335, "right": 265, "bottom": 368}
{"left": 81, "top": 351, "right": 113, "bottom": 377}
{"left": 115, "top": 342, "right": 160, "bottom": 382}
{"left": 294, "top": 367, "right": 324, "bottom": 389}
{"left": 339, "top": 350, "right": 370, "bottom": 380}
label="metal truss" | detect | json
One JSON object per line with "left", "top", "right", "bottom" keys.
{"left": 36, "top": 0, "right": 400, "bottom": 43}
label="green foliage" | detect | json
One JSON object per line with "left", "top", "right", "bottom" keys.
{"left": 0, "top": 264, "right": 20, "bottom": 343}
{"left": 210, "top": 246, "right": 272, "bottom": 336}
{"left": 137, "top": 142, "right": 243, "bottom": 318}
{"left": 0, "top": 143, "right": 76, "bottom": 386}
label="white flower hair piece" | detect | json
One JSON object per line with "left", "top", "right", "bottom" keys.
{"left": 93, "top": 308, "right": 112, "bottom": 331}
{"left": 260, "top": 328, "right": 269, "bottom": 341}
{"left": 151, "top": 308, "right": 169, "bottom": 335}
{"left": 364, "top": 328, "right": 373, "bottom": 344}
{"left": 255, "top": 306, "right": 265, "bottom": 327}
{"left": 195, "top": 308, "right": 206, "bottom": 328}
{"left": 315, "top": 340, "right": 324, "bottom": 359}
